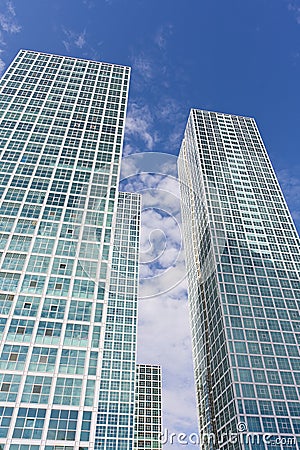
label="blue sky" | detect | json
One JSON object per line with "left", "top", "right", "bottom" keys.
{"left": 1, "top": 0, "right": 300, "bottom": 447}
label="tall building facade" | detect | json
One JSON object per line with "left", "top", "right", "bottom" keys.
{"left": 178, "top": 109, "right": 300, "bottom": 449}
{"left": 0, "top": 50, "right": 140, "bottom": 450}
{"left": 96, "top": 192, "right": 140, "bottom": 450}
{"left": 134, "top": 364, "right": 162, "bottom": 450}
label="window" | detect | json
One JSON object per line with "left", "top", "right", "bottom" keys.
{"left": 64, "top": 323, "right": 89, "bottom": 347}
{"left": 0, "top": 407, "right": 13, "bottom": 438}
{"left": 7, "top": 319, "right": 34, "bottom": 342}
{"left": 68, "top": 300, "right": 92, "bottom": 322}
{"left": 36, "top": 321, "right": 62, "bottom": 344}
{"left": 41, "top": 298, "right": 66, "bottom": 319}
{"left": 59, "top": 349, "right": 86, "bottom": 376}
{"left": 32, "top": 384, "right": 42, "bottom": 394}
{"left": 1, "top": 252, "right": 26, "bottom": 271}
{"left": 46, "top": 409, "right": 78, "bottom": 440}
{"left": 53, "top": 378, "right": 82, "bottom": 405}
{"left": 47, "top": 277, "right": 70, "bottom": 296}
{"left": 12, "top": 408, "right": 46, "bottom": 439}
{"left": 0, "top": 272, "right": 20, "bottom": 291}
{"left": 0, "top": 345, "right": 28, "bottom": 371}
{"left": 14, "top": 296, "right": 40, "bottom": 317}
{"left": 21, "top": 275, "right": 45, "bottom": 294}
{"left": 9, "top": 353, "right": 18, "bottom": 361}
{"left": 29, "top": 347, "right": 57, "bottom": 372}
{"left": 27, "top": 255, "right": 50, "bottom": 273}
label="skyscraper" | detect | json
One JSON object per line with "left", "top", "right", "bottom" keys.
{"left": 0, "top": 49, "right": 140, "bottom": 450}
{"left": 96, "top": 192, "right": 140, "bottom": 450}
{"left": 134, "top": 364, "right": 162, "bottom": 450}
{"left": 178, "top": 109, "right": 300, "bottom": 449}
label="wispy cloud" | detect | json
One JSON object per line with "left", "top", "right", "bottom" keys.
{"left": 120, "top": 153, "right": 186, "bottom": 299}
{"left": 124, "top": 95, "right": 187, "bottom": 155}
{"left": 62, "top": 27, "right": 87, "bottom": 52}
{"left": 0, "top": 1, "right": 21, "bottom": 75}
{"left": 125, "top": 102, "right": 158, "bottom": 152}
{"left": 277, "top": 167, "right": 300, "bottom": 226}
{"left": 154, "top": 96, "right": 187, "bottom": 149}
{"left": 82, "top": 0, "right": 95, "bottom": 8}
{"left": 0, "top": 0, "right": 21, "bottom": 34}
{"left": 0, "top": 57, "right": 5, "bottom": 76}
{"left": 83, "top": 0, "right": 116, "bottom": 8}
{"left": 75, "top": 31, "right": 86, "bottom": 48}
{"left": 154, "top": 24, "right": 173, "bottom": 50}
{"left": 156, "top": 97, "right": 183, "bottom": 123}
{"left": 131, "top": 53, "right": 154, "bottom": 80}
{"left": 287, "top": 1, "right": 300, "bottom": 23}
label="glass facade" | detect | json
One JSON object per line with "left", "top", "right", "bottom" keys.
{"left": 134, "top": 365, "right": 162, "bottom": 450}
{"left": 0, "top": 50, "right": 141, "bottom": 450}
{"left": 178, "top": 109, "right": 300, "bottom": 450}
{"left": 95, "top": 192, "right": 140, "bottom": 450}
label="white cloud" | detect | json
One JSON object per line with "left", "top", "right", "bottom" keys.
{"left": 277, "top": 167, "right": 300, "bottom": 199}
{"left": 0, "top": 1, "right": 21, "bottom": 75}
{"left": 122, "top": 143, "right": 136, "bottom": 156}
{"left": 154, "top": 24, "right": 173, "bottom": 50}
{"left": 277, "top": 167, "right": 300, "bottom": 226}
{"left": 119, "top": 153, "right": 189, "bottom": 297}
{"left": 0, "top": 1, "right": 21, "bottom": 34}
{"left": 62, "top": 28, "right": 87, "bottom": 52}
{"left": 125, "top": 103, "right": 157, "bottom": 150}
{"left": 132, "top": 54, "right": 154, "bottom": 80}
{"left": 136, "top": 178, "right": 186, "bottom": 298}
{"left": 156, "top": 97, "right": 184, "bottom": 123}
{"left": 74, "top": 31, "right": 86, "bottom": 48}
{"left": 288, "top": 1, "right": 300, "bottom": 23}
{"left": 0, "top": 57, "right": 5, "bottom": 75}
{"left": 82, "top": 0, "right": 95, "bottom": 8}
{"left": 120, "top": 153, "right": 179, "bottom": 188}
{"left": 168, "top": 128, "right": 184, "bottom": 148}
{"left": 120, "top": 154, "right": 140, "bottom": 179}
{"left": 120, "top": 153, "right": 188, "bottom": 293}
{"left": 159, "top": 245, "right": 179, "bottom": 268}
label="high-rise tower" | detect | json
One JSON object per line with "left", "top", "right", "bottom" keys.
{"left": 178, "top": 109, "right": 300, "bottom": 449}
{"left": 134, "top": 364, "right": 162, "bottom": 450}
{"left": 0, "top": 50, "right": 140, "bottom": 450}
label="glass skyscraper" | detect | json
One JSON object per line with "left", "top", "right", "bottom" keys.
{"left": 134, "top": 364, "right": 162, "bottom": 450}
{"left": 178, "top": 109, "right": 300, "bottom": 449}
{"left": 0, "top": 50, "right": 141, "bottom": 450}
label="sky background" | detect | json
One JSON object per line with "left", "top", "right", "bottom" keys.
{"left": 0, "top": 0, "right": 300, "bottom": 447}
